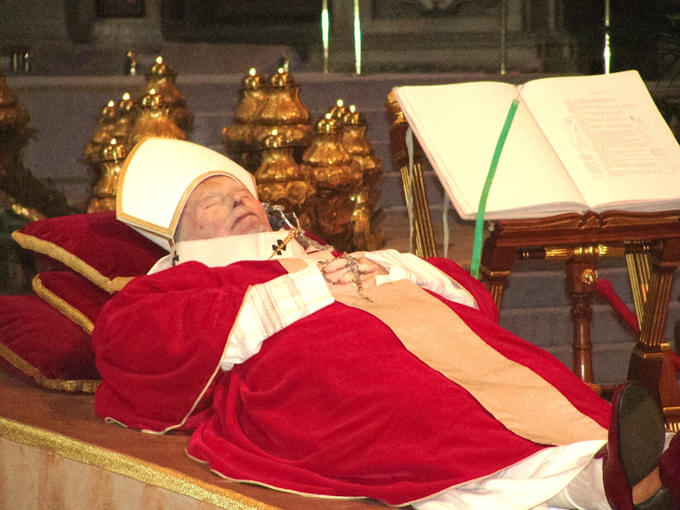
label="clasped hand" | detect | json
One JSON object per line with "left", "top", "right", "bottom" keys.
{"left": 319, "top": 253, "right": 388, "bottom": 300}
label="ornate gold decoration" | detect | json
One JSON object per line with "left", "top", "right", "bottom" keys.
{"left": 128, "top": 88, "right": 186, "bottom": 147}
{"left": 255, "top": 129, "right": 312, "bottom": 228}
{"left": 222, "top": 68, "right": 267, "bottom": 171}
{"left": 83, "top": 99, "right": 119, "bottom": 167}
{"left": 87, "top": 138, "right": 127, "bottom": 213}
{"left": 251, "top": 67, "right": 312, "bottom": 153}
{"left": 223, "top": 67, "right": 313, "bottom": 175}
{"left": 328, "top": 98, "right": 349, "bottom": 121}
{"left": 144, "top": 56, "right": 194, "bottom": 133}
{"left": 81, "top": 58, "right": 193, "bottom": 215}
{"left": 301, "top": 113, "right": 362, "bottom": 251}
{"left": 83, "top": 95, "right": 133, "bottom": 211}
{"left": 341, "top": 103, "right": 383, "bottom": 250}
{"left": 581, "top": 268, "right": 597, "bottom": 285}
{"left": 221, "top": 72, "right": 383, "bottom": 249}
{"left": 113, "top": 92, "right": 136, "bottom": 144}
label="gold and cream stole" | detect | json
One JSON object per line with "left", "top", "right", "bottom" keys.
{"left": 280, "top": 259, "right": 608, "bottom": 447}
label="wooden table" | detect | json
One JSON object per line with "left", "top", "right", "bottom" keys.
{"left": 481, "top": 211, "right": 680, "bottom": 431}
{"left": 386, "top": 93, "right": 680, "bottom": 430}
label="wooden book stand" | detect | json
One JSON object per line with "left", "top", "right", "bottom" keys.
{"left": 386, "top": 93, "right": 680, "bottom": 431}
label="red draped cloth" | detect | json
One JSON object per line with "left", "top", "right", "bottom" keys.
{"left": 93, "top": 258, "right": 610, "bottom": 506}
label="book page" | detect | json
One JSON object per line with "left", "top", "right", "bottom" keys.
{"left": 520, "top": 70, "right": 680, "bottom": 211}
{"left": 393, "top": 81, "right": 586, "bottom": 219}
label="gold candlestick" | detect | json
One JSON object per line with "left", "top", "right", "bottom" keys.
{"left": 88, "top": 138, "right": 127, "bottom": 213}
{"left": 342, "top": 104, "right": 383, "bottom": 250}
{"left": 301, "top": 114, "right": 362, "bottom": 250}
{"left": 144, "top": 56, "right": 194, "bottom": 133}
{"left": 223, "top": 68, "right": 268, "bottom": 169}
{"left": 128, "top": 88, "right": 186, "bottom": 147}
{"left": 255, "top": 129, "right": 312, "bottom": 227}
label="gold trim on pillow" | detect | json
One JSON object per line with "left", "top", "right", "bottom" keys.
{"left": 0, "top": 343, "right": 100, "bottom": 393}
{"left": 11, "top": 230, "right": 133, "bottom": 293}
{"left": 0, "top": 417, "right": 278, "bottom": 510}
{"left": 32, "top": 274, "right": 94, "bottom": 334}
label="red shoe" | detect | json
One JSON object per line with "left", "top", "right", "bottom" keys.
{"left": 661, "top": 432, "right": 680, "bottom": 503}
{"left": 603, "top": 381, "right": 677, "bottom": 510}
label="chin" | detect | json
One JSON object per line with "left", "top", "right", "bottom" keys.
{"left": 231, "top": 219, "right": 272, "bottom": 236}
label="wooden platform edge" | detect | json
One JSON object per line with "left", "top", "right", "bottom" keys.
{"left": 0, "top": 414, "right": 280, "bottom": 510}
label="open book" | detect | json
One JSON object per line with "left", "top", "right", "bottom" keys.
{"left": 393, "top": 70, "right": 680, "bottom": 220}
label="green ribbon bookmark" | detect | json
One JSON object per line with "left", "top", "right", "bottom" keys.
{"left": 470, "top": 97, "right": 520, "bottom": 279}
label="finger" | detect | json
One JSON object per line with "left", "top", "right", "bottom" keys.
{"left": 338, "top": 271, "right": 355, "bottom": 284}
{"left": 356, "top": 258, "right": 389, "bottom": 276}
{"left": 321, "top": 257, "right": 347, "bottom": 274}
{"left": 356, "top": 260, "right": 378, "bottom": 274}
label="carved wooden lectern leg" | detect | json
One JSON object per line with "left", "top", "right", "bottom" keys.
{"left": 628, "top": 239, "right": 680, "bottom": 431}
{"left": 565, "top": 256, "right": 598, "bottom": 384}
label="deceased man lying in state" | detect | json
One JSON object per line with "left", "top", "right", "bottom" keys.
{"left": 93, "top": 137, "right": 680, "bottom": 510}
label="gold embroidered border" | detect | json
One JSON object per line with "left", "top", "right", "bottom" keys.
{"left": 0, "top": 416, "right": 280, "bottom": 510}
{"left": 11, "top": 230, "right": 132, "bottom": 293}
{"left": 0, "top": 342, "right": 100, "bottom": 393}
{"left": 32, "top": 274, "right": 94, "bottom": 334}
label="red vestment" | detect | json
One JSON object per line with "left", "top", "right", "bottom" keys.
{"left": 93, "top": 257, "right": 610, "bottom": 505}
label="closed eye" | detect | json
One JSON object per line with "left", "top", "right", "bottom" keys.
{"left": 200, "top": 195, "right": 223, "bottom": 210}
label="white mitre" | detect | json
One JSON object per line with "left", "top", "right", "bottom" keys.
{"left": 116, "top": 137, "right": 257, "bottom": 249}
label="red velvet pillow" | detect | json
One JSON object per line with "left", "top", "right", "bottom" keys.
{"left": 32, "top": 271, "right": 111, "bottom": 334}
{"left": 0, "top": 294, "right": 100, "bottom": 393}
{"left": 11, "top": 211, "right": 167, "bottom": 293}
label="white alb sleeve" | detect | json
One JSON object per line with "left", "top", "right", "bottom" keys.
{"left": 220, "top": 265, "right": 333, "bottom": 371}
{"left": 363, "top": 249, "right": 478, "bottom": 309}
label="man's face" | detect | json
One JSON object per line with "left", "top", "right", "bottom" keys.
{"left": 176, "top": 176, "right": 272, "bottom": 241}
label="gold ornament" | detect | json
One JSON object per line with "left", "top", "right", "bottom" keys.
{"left": 112, "top": 92, "right": 136, "bottom": 144}
{"left": 342, "top": 104, "right": 383, "bottom": 250}
{"left": 144, "top": 56, "right": 194, "bottom": 132}
{"left": 83, "top": 99, "right": 119, "bottom": 167}
{"left": 327, "top": 98, "right": 349, "bottom": 122}
{"left": 251, "top": 67, "right": 312, "bottom": 149}
{"left": 87, "top": 138, "right": 127, "bottom": 213}
{"left": 255, "top": 129, "right": 312, "bottom": 228}
{"left": 222, "top": 68, "right": 268, "bottom": 170}
{"left": 128, "top": 88, "right": 186, "bottom": 147}
{"left": 301, "top": 114, "right": 362, "bottom": 250}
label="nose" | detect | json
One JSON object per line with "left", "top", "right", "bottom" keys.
{"left": 231, "top": 195, "right": 245, "bottom": 209}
